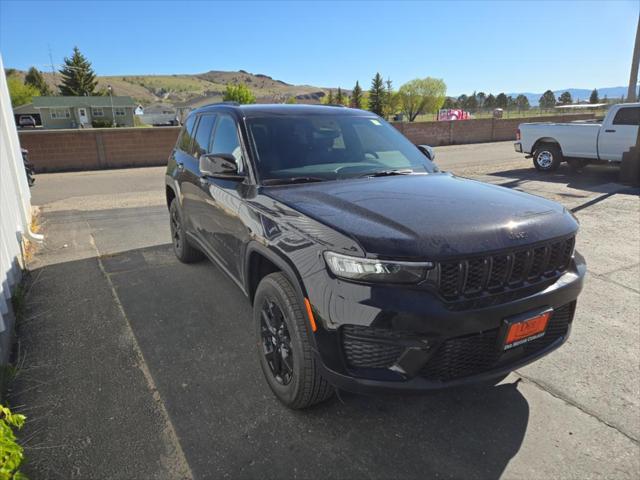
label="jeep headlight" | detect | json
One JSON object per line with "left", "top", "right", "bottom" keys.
{"left": 323, "top": 252, "right": 433, "bottom": 284}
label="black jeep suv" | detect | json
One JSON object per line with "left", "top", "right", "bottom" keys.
{"left": 165, "top": 104, "right": 585, "bottom": 409}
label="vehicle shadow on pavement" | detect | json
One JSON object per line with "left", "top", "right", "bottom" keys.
{"left": 488, "top": 164, "right": 636, "bottom": 195}
{"left": 10, "top": 243, "right": 529, "bottom": 480}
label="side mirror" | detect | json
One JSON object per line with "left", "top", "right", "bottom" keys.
{"left": 417, "top": 144, "right": 436, "bottom": 162}
{"left": 199, "top": 153, "right": 245, "bottom": 180}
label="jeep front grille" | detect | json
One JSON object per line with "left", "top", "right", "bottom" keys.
{"left": 437, "top": 236, "right": 575, "bottom": 301}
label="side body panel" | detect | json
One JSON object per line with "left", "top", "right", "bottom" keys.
{"left": 519, "top": 122, "right": 600, "bottom": 158}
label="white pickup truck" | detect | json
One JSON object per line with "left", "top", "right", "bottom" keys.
{"left": 514, "top": 103, "right": 639, "bottom": 171}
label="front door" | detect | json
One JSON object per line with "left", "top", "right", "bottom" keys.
{"left": 196, "top": 113, "right": 247, "bottom": 282}
{"left": 598, "top": 106, "right": 639, "bottom": 162}
{"left": 78, "top": 108, "right": 89, "bottom": 125}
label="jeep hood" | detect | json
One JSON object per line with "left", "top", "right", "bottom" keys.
{"left": 264, "top": 173, "right": 578, "bottom": 259}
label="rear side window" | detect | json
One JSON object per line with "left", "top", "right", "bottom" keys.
{"left": 612, "top": 107, "right": 639, "bottom": 126}
{"left": 177, "top": 115, "right": 197, "bottom": 153}
{"left": 192, "top": 114, "right": 216, "bottom": 157}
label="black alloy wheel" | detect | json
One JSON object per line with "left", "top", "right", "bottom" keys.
{"left": 260, "top": 298, "right": 294, "bottom": 385}
{"left": 253, "top": 272, "right": 334, "bottom": 409}
{"left": 169, "top": 200, "right": 203, "bottom": 263}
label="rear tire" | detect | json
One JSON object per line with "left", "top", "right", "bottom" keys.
{"left": 254, "top": 272, "right": 334, "bottom": 409}
{"left": 533, "top": 144, "right": 562, "bottom": 172}
{"left": 169, "top": 200, "right": 204, "bottom": 263}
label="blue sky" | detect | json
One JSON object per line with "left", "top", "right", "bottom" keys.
{"left": 0, "top": 0, "right": 638, "bottom": 95}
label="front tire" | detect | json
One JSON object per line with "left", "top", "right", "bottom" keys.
{"left": 533, "top": 144, "right": 562, "bottom": 172}
{"left": 254, "top": 272, "right": 333, "bottom": 409}
{"left": 169, "top": 200, "right": 203, "bottom": 263}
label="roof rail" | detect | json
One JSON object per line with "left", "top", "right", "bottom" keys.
{"left": 191, "top": 101, "right": 241, "bottom": 110}
{"left": 325, "top": 104, "right": 347, "bottom": 108}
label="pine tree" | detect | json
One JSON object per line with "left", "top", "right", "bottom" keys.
{"left": 325, "top": 89, "right": 334, "bottom": 104}
{"left": 368, "top": 72, "right": 385, "bottom": 116}
{"left": 350, "top": 81, "right": 363, "bottom": 108}
{"left": 496, "top": 93, "right": 508, "bottom": 109}
{"left": 559, "top": 91, "right": 573, "bottom": 105}
{"left": 589, "top": 89, "right": 599, "bottom": 104}
{"left": 515, "top": 94, "right": 530, "bottom": 112}
{"left": 538, "top": 90, "right": 556, "bottom": 110}
{"left": 484, "top": 94, "right": 496, "bottom": 109}
{"left": 383, "top": 77, "right": 398, "bottom": 118}
{"left": 476, "top": 92, "right": 486, "bottom": 110}
{"left": 465, "top": 91, "right": 478, "bottom": 112}
{"left": 442, "top": 97, "right": 457, "bottom": 109}
{"left": 335, "top": 87, "right": 344, "bottom": 105}
{"left": 24, "top": 67, "right": 51, "bottom": 95}
{"left": 58, "top": 47, "right": 98, "bottom": 96}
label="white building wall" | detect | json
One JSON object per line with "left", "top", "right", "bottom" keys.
{"left": 0, "top": 52, "right": 42, "bottom": 361}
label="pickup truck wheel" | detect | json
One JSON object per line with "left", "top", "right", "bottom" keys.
{"left": 254, "top": 272, "right": 334, "bottom": 409}
{"left": 169, "top": 200, "right": 204, "bottom": 263}
{"left": 533, "top": 144, "right": 562, "bottom": 172}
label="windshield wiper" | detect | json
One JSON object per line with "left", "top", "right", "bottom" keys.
{"left": 359, "top": 169, "right": 415, "bottom": 178}
{"left": 262, "top": 176, "right": 326, "bottom": 186}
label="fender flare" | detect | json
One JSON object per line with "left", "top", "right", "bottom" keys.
{"left": 244, "top": 242, "right": 322, "bottom": 352}
{"left": 164, "top": 175, "right": 182, "bottom": 209}
{"left": 532, "top": 137, "right": 563, "bottom": 156}
{"left": 244, "top": 241, "right": 308, "bottom": 304}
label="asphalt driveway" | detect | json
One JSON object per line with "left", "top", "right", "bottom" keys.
{"left": 9, "top": 141, "right": 640, "bottom": 479}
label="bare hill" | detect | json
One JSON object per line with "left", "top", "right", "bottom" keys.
{"left": 9, "top": 68, "right": 333, "bottom": 106}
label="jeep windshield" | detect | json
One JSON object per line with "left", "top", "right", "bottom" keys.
{"left": 246, "top": 114, "right": 436, "bottom": 183}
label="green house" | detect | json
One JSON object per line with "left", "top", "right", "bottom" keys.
{"left": 33, "top": 96, "right": 136, "bottom": 129}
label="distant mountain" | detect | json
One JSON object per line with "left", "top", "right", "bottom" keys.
{"left": 507, "top": 86, "right": 629, "bottom": 106}
{"left": 7, "top": 68, "right": 334, "bottom": 107}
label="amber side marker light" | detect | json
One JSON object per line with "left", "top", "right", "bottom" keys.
{"left": 304, "top": 298, "right": 317, "bottom": 332}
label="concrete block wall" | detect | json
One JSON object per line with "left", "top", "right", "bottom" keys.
{"left": 18, "top": 127, "right": 181, "bottom": 172}
{"left": 17, "top": 114, "right": 596, "bottom": 173}
{"left": 392, "top": 113, "right": 595, "bottom": 146}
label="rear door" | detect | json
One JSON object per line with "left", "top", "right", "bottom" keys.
{"left": 182, "top": 113, "right": 217, "bottom": 242}
{"left": 171, "top": 114, "right": 198, "bottom": 232}
{"left": 598, "top": 106, "right": 639, "bottom": 162}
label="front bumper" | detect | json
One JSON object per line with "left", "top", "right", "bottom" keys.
{"left": 307, "top": 253, "right": 586, "bottom": 394}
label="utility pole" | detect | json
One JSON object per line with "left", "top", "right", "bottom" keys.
{"left": 627, "top": 14, "right": 640, "bottom": 102}
{"left": 108, "top": 85, "right": 116, "bottom": 127}
{"left": 620, "top": 12, "right": 640, "bottom": 185}
{"left": 48, "top": 44, "right": 57, "bottom": 88}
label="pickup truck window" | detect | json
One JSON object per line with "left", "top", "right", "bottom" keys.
{"left": 612, "top": 107, "right": 639, "bottom": 126}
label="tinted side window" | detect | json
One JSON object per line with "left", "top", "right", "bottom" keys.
{"left": 212, "top": 115, "right": 243, "bottom": 165}
{"left": 193, "top": 114, "right": 216, "bottom": 157}
{"left": 613, "top": 107, "right": 640, "bottom": 126}
{"left": 177, "top": 115, "right": 197, "bottom": 153}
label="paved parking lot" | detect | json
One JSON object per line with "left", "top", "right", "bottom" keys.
{"left": 10, "top": 141, "right": 640, "bottom": 479}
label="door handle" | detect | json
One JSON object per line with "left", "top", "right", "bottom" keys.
{"left": 604, "top": 129, "right": 616, "bottom": 133}
{"left": 176, "top": 161, "right": 184, "bottom": 170}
